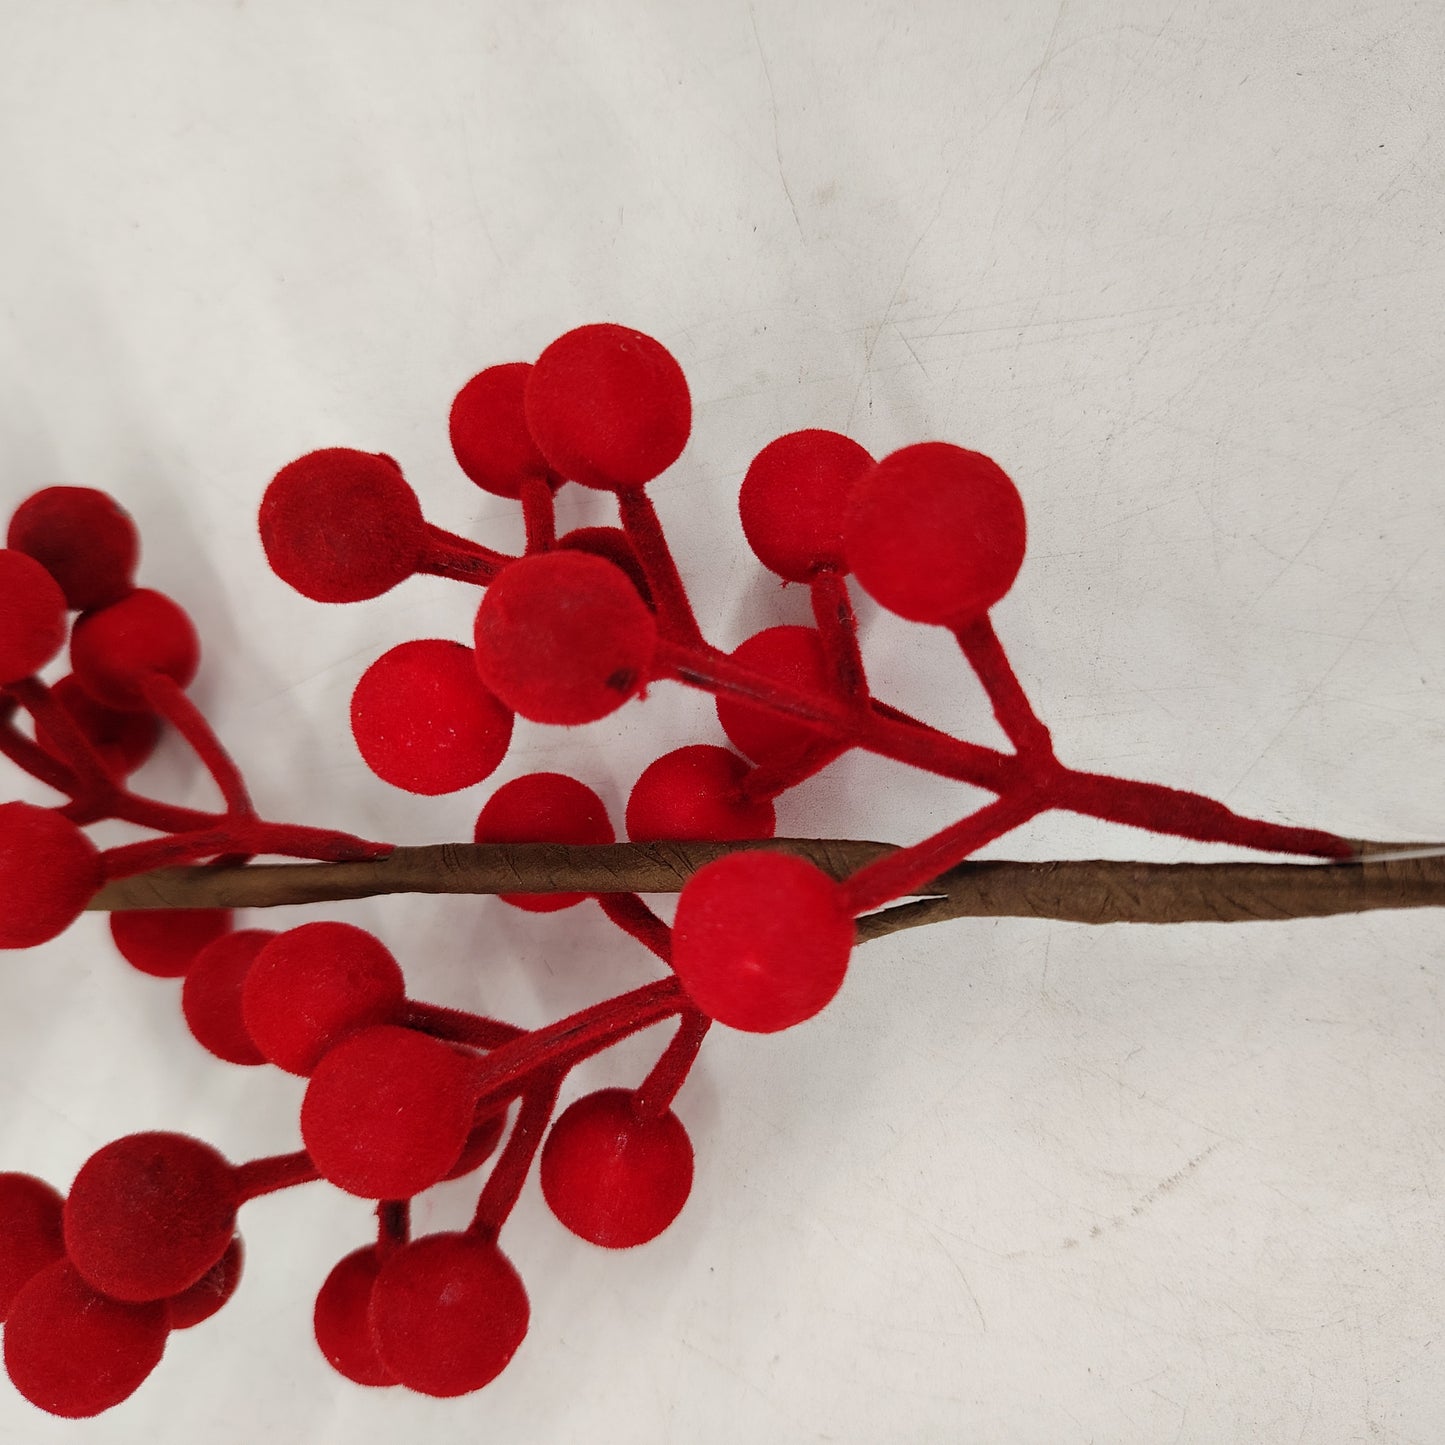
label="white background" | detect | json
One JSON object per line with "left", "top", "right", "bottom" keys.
{"left": 1, "top": 1, "right": 1443, "bottom": 1441}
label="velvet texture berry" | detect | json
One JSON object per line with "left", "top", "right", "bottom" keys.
{"left": 259, "top": 449, "right": 426, "bottom": 603}
{"left": 69, "top": 588, "right": 200, "bottom": 711}
{"left": 845, "top": 442, "right": 1027, "bottom": 624}
{"left": 449, "top": 362, "right": 557, "bottom": 500}
{"left": 473, "top": 772, "right": 614, "bottom": 911}
{"left": 474, "top": 551, "right": 656, "bottom": 724}
{"left": 739, "top": 429, "right": 875, "bottom": 582}
{"left": 0, "top": 802, "right": 103, "bottom": 949}
{"left": 626, "top": 745, "right": 775, "bottom": 842}
{"left": 314, "top": 1247, "right": 395, "bottom": 1387}
{"left": 540, "top": 1089, "right": 693, "bottom": 1248}
{"left": 34, "top": 674, "right": 159, "bottom": 778}
{"left": 3, "top": 1261, "right": 169, "bottom": 1418}
{"left": 368, "top": 1234, "right": 529, "bottom": 1397}
{"left": 109, "top": 909, "right": 233, "bottom": 979}
{"left": 714, "top": 625, "right": 836, "bottom": 770}
{"left": 0, "top": 1174, "right": 65, "bottom": 1320}
{"left": 301, "top": 1026, "right": 476, "bottom": 1198}
{"left": 524, "top": 323, "right": 691, "bottom": 491}
{"left": 0, "top": 549, "right": 67, "bottom": 685}
{"left": 557, "top": 526, "right": 654, "bottom": 606}
{"left": 243, "top": 922, "right": 407, "bottom": 1075}
{"left": 63, "top": 1133, "right": 238, "bottom": 1302}
{"left": 672, "top": 852, "right": 855, "bottom": 1033}
{"left": 6, "top": 487, "right": 139, "bottom": 613}
{"left": 181, "top": 930, "right": 276, "bottom": 1066}
{"left": 351, "top": 638, "right": 514, "bottom": 795}
{"left": 165, "top": 1235, "right": 243, "bottom": 1329}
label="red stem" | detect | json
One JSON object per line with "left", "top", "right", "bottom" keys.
{"left": 809, "top": 569, "right": 869, "bottom": 703}
{"left": 141, "top": 674, "right": 254, "bottom": 817}
{"left": 234, "top": 1149, "right": 320, "bottom": 1202}
{"left": 469, "top": 1080, "right": 560, "bottom": 1242}
{"left": 403, "top": 999, "right": 526, "bottom": 1049}
{"left": 737, "top": 737, "right": 849, "bottom": 804}
{"left": 6, "top": 677, "right": 116, "bottom": 800}
{"left": 597, "top": 893, "right": 673, "bottom": 963}
{"left": 521, "top": 478, "right": 556, "bottom": 553}
{"left": 0, "top": 710, "right": 77, "bottom": 796}
{"left": 416, "top": 523, "right": 513, "bottom": 584}
{"left": 617, "top": 490, "right": 704, "bottom": 645}
{"left": 954, "top": 615, "right": 1054, "bottom": 761}
{"left": 632, "top": 1009, "right": 710, "bottom": 1119}
{"left": 376, "top": 1200, "right": 410, "bottom": 1259}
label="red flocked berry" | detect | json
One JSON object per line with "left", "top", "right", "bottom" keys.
{"left": 3, "top": 1260, "right": 169, "bottom": 1418}
{"left": 473, "top": 772, "right": 614, "bottom": 912}
{"left": 738, "top": 429, "right": 875, "bottom": 582}
{"left": 7, "top": 487, "right": 139, "bottom": 613}
{"left": 351, "top": 638, "right": 514, "bottom": 795}
{"left": 35, "top": 674, "right": 159, "bottom": 778}
{"left": 443, "top": 1110, "right": 507, "bottom": 1181}
{"left": 844, "top": 442, "right": 1027, "bottom": 624}
{"left": 69, "top": 588, "right": 200, "bottom": 712}
{"left": 474, "top": 551, "right": 656, "bottom": 725}
{"left": 540, "top": 1089, "right": 693, "bottom": 1248}
{"left": 0, "top": 1174, "right": 66, "bottom": 1320}
{"left": 314, "top": 1247, "right": 396, "bottom": 1387}
{"left": 0, "top": 549, "right": 67, "bottom": 685}
{"left": 626, "top": 745, "right": 775, "bottom": 842}
{"left": 63, "top": 1133, "right": 238, "bottom": 1302}
{"left": 109, "top": 908, "right": 233, "bottom": 980}
{"left": 672, "top": 852, "right": 855, "bottom": 1033}
{"left": 557, "top": 526, "right": 654, "bottom": 606}
{"left": 180, "top": 930, "right": 277, "bottom": 1066}
{"left": 300, "top": 1026, "right": 477, "bottom": 1199}
{"left": 165, "top": 1235, "right": 243, "bottom": 1329}
{"left": 524, "top": 323, "right": 691, "bottom": 492}
{"left": 259, "top": 449, "right": 426, "bottom": 604}
{"left": 369, "top": 1233, "right": 528, "bottom": 1397}
{"left": 449, "top": 362, "right": 557, "bottom": 500}
{"left": 243, "top": 922, "right": 406, "bottom": 1076}
{"left": 715, "top": 625, "right": 836, "bottom": 771}
{"left": 0, "top": 802, "right": 103, "bottom": 950}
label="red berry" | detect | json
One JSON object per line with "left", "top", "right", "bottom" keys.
{"left": 259, "top": 449, "right": 426, "bottom": 603}
{"left": 442, "top": 1111, "right": 507, "bottom": 1181}
{"left": 449, "top": 362, "right": 557, "bottom": 500}
{"left": 69, "top": 588, "right": 200, "bottom": 712}
{"left": 109, "top": 908, "right": 234, "bottom": 979}
{"left": 165, "top": 1234, "right": 243, "bottom": 1329}
{"left": 0, "top": 548, "right": 67, "bottom": 684}
{"left": 473, "top": 772, "right": 614, "bottom": 912}
{"left": 672, "top": 852, "right": 854, "bottom": 1033}
{"left": 314, "top": 1247, "right": 396, "bottom": 1387}
{"left": 369, "top": 1233, "right": 528, "bottom": 1397}
{"left": 738, "top": 429, "right": 875, "bottom": 582}
{"left": 626, "top": 745, "right": 775, "bottom": 842}
{"left": 351, "top": 638, "right": 514, "bottom": 795}
{"left": 180, "top": 930, "right": 276, "bottom": 1066}
{"left": 300, "top": 1027, "right": 477, "bottom": 1198}
{"left": 0, "top": 1174, "right": 65, "bottom": 1320}
{"left": 63, "top": 1133, "right": 238, "bottom": 1302}
{"left": 540, "top": 1089, "right": 693, "bottom": 1248}
{"left": 7, "top": 487, "right": 139, "bottom": 612}
{"left": 0, "top": 802, "right": 103, "bottom": 950}
{"left": 474, "top": 551, "right": 656, "bottom": 725}
{"left": 3, "top": 1260, "right": 169, "bottom": 1418}
{"left": 714, "top": 625, "right": 835, "bottom": 771}
{"left": 242, "top": 922, "right": 406, "bottom": 1076}
{"left": 35, "top": 674, "right": 159, "bottom": 777}
{"left": 556, "top": 526, "right": 654, "bottom": 606}
{"left": 524, "top": 323, "right": 691, "bottom": 491}
{"left": 845, "top": 442, "right": 1027, "bottom": 623}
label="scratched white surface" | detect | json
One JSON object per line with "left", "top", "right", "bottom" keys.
{"left": 1, "top": 2, "right": 1443, "bottom": 1441}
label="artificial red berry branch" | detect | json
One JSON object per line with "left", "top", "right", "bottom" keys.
{"left": 0, "top": 321, "right": 1438, "bottom": 1418}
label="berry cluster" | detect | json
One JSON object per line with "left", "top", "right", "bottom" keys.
{"left": 0, "top": 323, "right": 1353, "bottom": 1418}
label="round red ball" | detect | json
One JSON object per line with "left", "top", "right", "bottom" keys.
{"left": 524, "top": 324, "right": 691, "bottom": 491}
{"left": 180, "top": 930, "right": 276, "bottom": 1066}
{"left": 300, "top": 1026, "right": 477, "bottom": 1199}
{"left": 351, "top": 638, "right": 514, "bottom": 795}
{"left": 449, "top": 362, "right": 557, "bottom": 500}
{"left": 473, "top": 771, "right": 614, "bottom": 912}
{"left": 259, "top": 449, "right": 426, "bottom": 603}
{"left": 625, "top": 745, "right": 775, "bottom": 842}
{"left": 672, "top": 851, "right": 854, "bottom": 1033}
{"left": 738, "top": 429, "right": 875, "bottom": 582}
{"left": 0, "top": 1173, "right": 66, "bottom": 1320}
{"left": 7, "top": 487, "right": 139, "bottom": 612}
{"left": 556, "top": 526, "right": 654, "bottom": 606}
{"left": 0, "top": 548, "right": 67, "bottom": 685}
{"left": 369, "top": 1233, "right": 529, "bottom": 1397}
{"left": 844, "top": 442, "right": 1027, "bottom": 624}
{"left": 64, "top": 1133, "right": 238, "bottom": 1303}
{"left": 35, "top": 674, "right": 159, "bottom": 778}
{"left": 243, "top": 921, "right": 407, "bottom": 1076}
{"left": 0, "top": 802, "right": 103, "bottom": 950}
{"left": 714, "top": 625, "right": 836, "bottom": 771}
{"left": 69, "top": 588, "right": 200, "bottom": 712}
{"left": 109, "top": 908, "right": 233, "bottom": 980}
{"left": 165, "top": 1234, "right": 243, "bottom": 1329}
{"left": 540, "top": 1089, "right": 694, "bottom": 1248}
{"left": 474, "top": 551, "right": 656, "bottom": 725}
{"left": 313, "top": 1247, "right": 396, "bottom": 1387}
